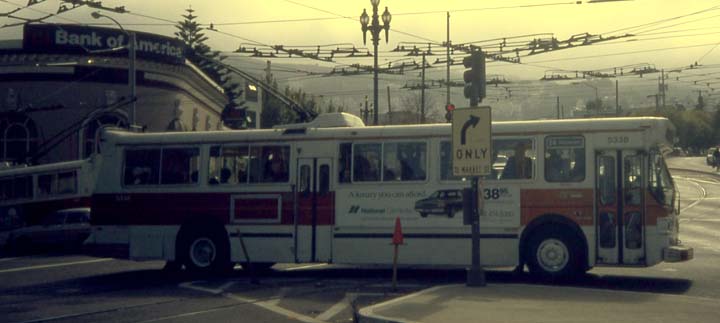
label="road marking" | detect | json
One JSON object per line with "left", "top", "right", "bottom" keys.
{"left": 179, "top": 280, "right": 330, "bottom": 323}
{"left": 368, "top": 283, "right": 427, "bottom": 288}
{"left": 316, "top": 294, "right": 356, "bottom": 321}
{"left": 0, "top": 258, "right": 112, "bottom": 274}
{"left": 0, "top": 257, "right": 19, "bottom": 262}
{"left": 283, "top": 263, "right": 328, "bottom": 271}
{"left": 178, "top": 281, "right": 236, "bottom": 295}
{"left": 678, "top": 178, "right": 706, "bottom": 213}
{"left": 224, "top": 293, "right": 328, "bottom": 323}
{"left": 267, "top": 287, "right": 289, "bottom": 306}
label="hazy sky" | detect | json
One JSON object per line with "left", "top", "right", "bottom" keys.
{"left": 2, "top": 0, "right": 720, "bottom": 82}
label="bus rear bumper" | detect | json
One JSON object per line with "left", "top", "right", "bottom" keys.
{"left": 663, "top": 245, "right": 694, "bottom": 262}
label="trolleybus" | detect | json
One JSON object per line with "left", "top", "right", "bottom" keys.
{"left": 85, "top": 113, "right": 693, "bottom": 279}
{"left": 1, "top": 159, "right": 96, "bottom": 250}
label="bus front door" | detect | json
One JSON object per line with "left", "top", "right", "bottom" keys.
{"left": 295, "top": 158, "right": 334, "bottom": 263}
{"left": 595, "top": 150, "right": 646, "bottom": 266}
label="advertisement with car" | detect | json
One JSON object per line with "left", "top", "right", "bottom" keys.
{"left": 336, "top": 185, "right": 520, "bottom": 229}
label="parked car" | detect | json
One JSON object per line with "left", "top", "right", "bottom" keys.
{"left": 414, "top": 189, "right": 463, "bottom": 218}
{"left": 6, "top": 208, "right": 91, "bottom": 254}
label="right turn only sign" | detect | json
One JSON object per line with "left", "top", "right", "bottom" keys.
{"left": 452, "top": 107, "right": 492, "bottom": 176}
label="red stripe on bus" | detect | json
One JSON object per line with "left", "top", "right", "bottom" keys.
{"left": 521, "top": 189, "right": 595, "bottom": 226}
{"left": 91, "top": 192, "right": 335, "bottom": 226}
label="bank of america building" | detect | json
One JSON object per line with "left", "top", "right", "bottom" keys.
{"left": 0, "top": 24, "right": 262, "bottom": 166}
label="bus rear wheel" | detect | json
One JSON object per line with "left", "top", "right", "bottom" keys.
{"left": 180, "top": 227, "right": 231, "bottom": 275}
{"left": 526, "top": 229, "right": 582, "bottom": 281}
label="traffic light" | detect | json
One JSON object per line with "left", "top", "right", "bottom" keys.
{"left": 463, "top": 51, "right": 486, "bottom": 106}
{"left": 445, "top": 103, "right": 455, "bottom": 123}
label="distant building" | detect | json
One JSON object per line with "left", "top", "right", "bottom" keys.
{"left": 0, "top": 24, "right": 263, "bottom": 165}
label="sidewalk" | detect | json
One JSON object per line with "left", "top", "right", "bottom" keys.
{"left": 358, "top": 283, "right": 719, "bottom": 323}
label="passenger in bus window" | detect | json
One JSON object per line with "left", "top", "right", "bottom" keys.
{"left": 132, "top": 167, "right": 149, "bottom": 185}
{"left": 237, "top": 168, "right": 247, "bottom": 183}
{"left": 502, "top": 143, "right": 532, "bottom": 179}
{"left": 570, "top": 148, "right": 586, "bottom": 181}
{"left": 545, "top": 150, "right": 570, "bottom": 182}
{"left": 220, "top": 168, "right": 232, "bottom": 183}
{"left": 367, "top": 152, "right": 380, "bottom": 181}
{"left": 267, "top": 156, "right": 288, "bottom": 182}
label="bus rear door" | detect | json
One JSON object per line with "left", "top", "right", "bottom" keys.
{"left": 595, "top": 150, "right": 646, "bottom": 266}
{"left": 295, "top": 158, "right": 334, "bottom": 263}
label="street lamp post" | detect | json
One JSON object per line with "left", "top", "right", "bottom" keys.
{"left": 91, "top": 11, "right": 137, "bottom": 127}
{"left": 360, "top": 0, "right": 391, "bottom": 126}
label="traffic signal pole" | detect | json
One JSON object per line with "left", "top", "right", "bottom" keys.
{"left": 462, "top": 49, "right": 487, "bottom": 287}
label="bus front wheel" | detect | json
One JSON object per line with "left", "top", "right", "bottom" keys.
{"left": 180, "top": 227, "right": 231, "bottom": 275}
{"left": 526, "top": 229, "right": 582, "bottom": 281}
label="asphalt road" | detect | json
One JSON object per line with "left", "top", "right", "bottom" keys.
{"left": 0, "top": 156, "right": 718, "bottom": 323}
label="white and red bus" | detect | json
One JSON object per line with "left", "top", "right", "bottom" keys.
{"left": 1, "top": 159, "right": 96, "bottom": 248}
{"left": 85, "top": 113, "right": 693, "bottom": 279}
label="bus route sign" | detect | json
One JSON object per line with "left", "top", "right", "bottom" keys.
{"left": 452, "top": 106, "right": 492, "bottom": 176}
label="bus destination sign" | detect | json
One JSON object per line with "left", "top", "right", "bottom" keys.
{"left": 451, "top": 106, "right": 492, "bottom": 176}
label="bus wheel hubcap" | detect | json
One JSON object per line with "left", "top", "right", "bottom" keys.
{"left": 190, "top": 238, "right": 216, "bottom": 268}
{"left": 536, "top": 238, "right": 569, "bottom": 272}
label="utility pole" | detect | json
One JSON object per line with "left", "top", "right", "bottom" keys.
{"left": 363, "top": 95, "right": 370, "bottom": 123}
{"left": 265, "top": 60, "right": 273, "bottom": 82}
{"left": 387, "top": 86, "right": 392, "bottom": 124}
{"left": 556, "top": 96, "right": 561, "bottom": 119}
{"left": 661, "top": 69, "right": 666, "bottom": 108}
{"left": 648, "top": 94, "right": 660, "bottom": 113}
{"left": 446, "top": 11, "right": 451, "bottom": 108}
{"left": 421, "top": 52, "right": 426, "bottom": 124}
{"left": 615, "top": 79, "right": 620, "bottom": 116}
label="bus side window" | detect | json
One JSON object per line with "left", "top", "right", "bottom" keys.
{"left": 353, "top": 143, "right": 381, "bottom": 182}
{"left": 338, "top": 143, "right": 352, "bottom": 183}
{"left": 384, "top": 142, "right": 426, "bottom": 182}
{"left": 496, "top": 139, "right": 534, "bottom": 180}
{"left": 124, "top": 149, "right": 161, "bottom": 186}
{"left": 13, "top": 176, "right": 32, "bottom": 199}
{"left": 251, "top": 145, "right": 290, "bottom": 183}
{"left": 545, "top": 136, "right": 585, "bottom": 183}
{"left": 37, "top": 174, "right": 54, "bottom": 196}
{"left": 319, "top": 164, "right": 330, "bottom": 195}
{"left": 161, "top": 148, "right": 199, "bottom": 185}
{"left": 0, "top": 177, "right": 11, "bottom": 200}
{"left": 209, "top": 146, "right": 249, "bottom": 185}
{"left": 299, "top": 165, "right": 311, "bottom": 197}
{"left": 57, "top": 171, "right": 77, "bottom": 194}
{"left": 624, "top": 155, "right": 642, "bottom": 206}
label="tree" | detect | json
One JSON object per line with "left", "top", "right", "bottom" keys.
{"left": 398, "top": 91, "right": 442, "bottom": 124}
{"left": 260, "top": 69, "right": 320, "bottom": 127}
{"left": 585, "top": 98, "right": 605, "bottom": 115}
{"left": 696, "top": 92, "right": 706, "bottom": 110}
{"left": 712, "top": 109, "right": 720, "bottom": 145}
{"left": 175, "top": 7, "right": 244, "bottom": 127}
